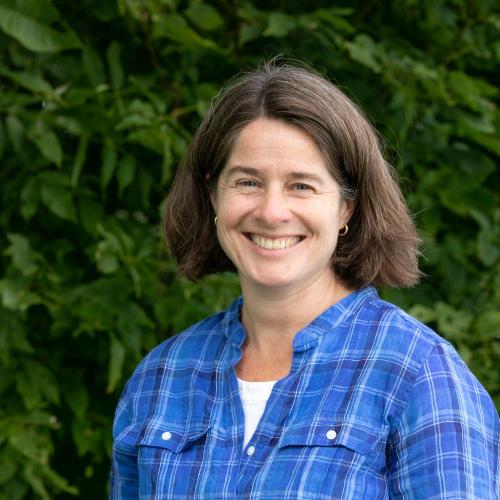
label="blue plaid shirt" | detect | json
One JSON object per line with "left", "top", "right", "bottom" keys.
{"left": 111, "top": 287, "right": 499, "bottom": 499}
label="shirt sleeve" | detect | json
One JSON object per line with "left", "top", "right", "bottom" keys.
{"left": 387, "top": 342, "right": 499, "bottom": 499}
{"left": 109, "top": 388, "right": 139, "bottom": 499}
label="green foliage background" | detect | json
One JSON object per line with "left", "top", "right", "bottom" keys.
{"left": 0, "top": 0, "right": 498, "bottom": 497}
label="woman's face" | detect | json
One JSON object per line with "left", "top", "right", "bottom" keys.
{"left": 211, "top": 118, "right": 352, "bottom": 293}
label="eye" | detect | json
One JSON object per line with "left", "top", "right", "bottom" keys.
{"left": 291, "top": 183, "right": 313, "bottom": 192}
{"left": 236, "top": 179, "right": 259, "bottom": 188}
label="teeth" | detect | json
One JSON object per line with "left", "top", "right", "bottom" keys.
{"left": 250, "top": 235, "right": 301, "bottom": 250}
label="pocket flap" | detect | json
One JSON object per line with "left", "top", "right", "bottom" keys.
{"left": 278, "top": 421, "right": 384, "bottom": 455}
{"left": 138, "top": 417, "right": 212, "bottom": 453}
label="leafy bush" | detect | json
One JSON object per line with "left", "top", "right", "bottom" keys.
{"left": 0, "top": 0, "right": 498, "bottom": 497}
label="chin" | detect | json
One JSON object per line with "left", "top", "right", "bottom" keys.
{"left": 248, "top": 273, "right": 298, "bottom": 290}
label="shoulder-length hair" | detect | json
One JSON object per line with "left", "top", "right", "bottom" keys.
{"left": 164, "top": 60, "right": 421, "bottom": 289}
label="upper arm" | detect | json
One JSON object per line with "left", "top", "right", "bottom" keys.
{"left": 109, "top": 389, "right": 139, "bottom": 499}
{"left": 387, "top": 342, "right": 499, "bottom": 499}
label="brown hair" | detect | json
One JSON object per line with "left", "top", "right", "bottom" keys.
{"left": 164, "top": 60, "right": 421, "bottom": 289}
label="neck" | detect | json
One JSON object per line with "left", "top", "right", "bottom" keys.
{"left": 240, "top": 270, "right": 353, "bottom": 352}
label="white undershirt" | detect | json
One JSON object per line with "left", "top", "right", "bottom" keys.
{"left": 237, "top": 377, "right": 278, "bottom": 448}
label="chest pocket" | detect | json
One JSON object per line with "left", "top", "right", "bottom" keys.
{"left": 131, "top": 417, "right": 213, "bottom": 496}
{"left": 137, "top": 417, "right": 212, "bottom": 453}
{"left": 278, "top": 420, "right": 385, "bottom": 455}
{"left": 260, "top": 420, "right": 387, "bottom": 498}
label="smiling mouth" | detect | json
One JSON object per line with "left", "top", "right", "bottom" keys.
{"left": 246, "top": 233, "right": 303, "bottom": 250}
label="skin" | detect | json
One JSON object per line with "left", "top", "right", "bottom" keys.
{"left": 211, "top": 118, "right": 353, "bottom": 381}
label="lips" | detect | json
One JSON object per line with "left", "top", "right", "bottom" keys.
{"left": 248, "top": 233, "right": 302, "bottom": 250}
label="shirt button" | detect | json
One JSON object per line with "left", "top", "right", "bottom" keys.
{"left": 326, "top": 429, "right": 337, "bottom": 440}
{"left": 246, "top": 445, "right": 256, "bottom": 456}
{"left": 161, "top": 431, "right": 172, "bottom": 441}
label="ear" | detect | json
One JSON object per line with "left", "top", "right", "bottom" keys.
{"left": 338, "top": 199, "right": 354, "bottom": 230}
{"left": 209, "top": 187, "right": 218, "bottom": 213}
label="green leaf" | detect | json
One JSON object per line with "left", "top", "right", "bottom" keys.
{"left": 127, "top": 128, "right": 165, "bottom": 153}
{"left": 138, "top": 170, "right": 153, "bottom": 208}
{"left": 408, "top": 304, "right": 437, "bottom": 324}
{"left": 161, "top": 135, "right": 173, "bottom": 184}
{"left": 115, "top": 100, "right": 156, "bottom": 130}
{"left": 55, "top": 115, "right": 84, "bottom": 136}
{"left": 107, "top": 335, "right": 125, "bottom": 392}
{"left": 313, "top": 8, "right": 355, "bottom": 34}
{"left": 452, "top": 146, "right": 495, "bottom": 178}
{"left": 70, "top": 136, "right": 88, "bottom": 187}
{"left": 64, "top": 382, "right": 89, "bottom": 419}
{"left": 82, "top": 45, "right": 106, "bottom": 87}
{"left": 0, "top": 456, "right": 16, "bottom": 484}
{"left": 153, "top": 14, "right": 217, "bottom": 49}
{"left": 16, "top": 361, "right": 60, "bottom": 409}
{"left": 78, "top": 197, "right": 104, "bottom": 236}
{"left": 237, "top": 3, "right": 265, "bottom": 24}
{"left": 5, "top": 233, "right": 38, "bottom": 276}
{"left": 263, "top": 12, "right": 296, "bottom": 38}
{"left": 116, "top": 154, "right": 135, "bottom": 195}
{"left": 448, "top": 71, "right": 477, "bottom": 97}
{"left": 0, "top": 6, "right": 81, "bottom": 52}
{"left": 9, "top": 430, "right": 48, "bottom": 462}
{"left": 0, "top": 64, "right": 53, "bottom": 94}
{"left": 477, "top": 230, "right": 499, "bottom": 266}
{"left": 435, "top": 302, "right": 473, "bottom": 340}
{"left": 461, "top": 129, "right": 500, "bottom": 157}
{"left": 185, "top": 4, "right": 224, "bottom": 31}
{"left": 344, "top": 34, "right": 381, "bottom": 73}
{"left": 475, "top": 311, "right": 500, "bottom": 340}
{"left": 106, "top": 41, "right": 124, "bottom": 90}
{"left": 40, "top": 181, "right": 76, "bottom": 222}
{"left": 95, "top": 240, "right": 119, "bottom": 274}
{"left": 100, "top": 145, "right": 117, "bottom": 191}
{"left": 457, "top": 110, "right": 495, "bottom": 136}
{"left": 0, "top": 277, "right": 42, "bottom": 311}
{"left": 20, "top": 178, "right": 40, "bottom": 219}
{"left": 0, "top": 308, "right": 33, "bottom": 364}
{"left": 71, "top": 419, "right": 96, "bottom": 457}
{"left": 239, "top": 23, "right": 262, "bottom": 45}
{"left": 440, "top": 186, "right": 496, "bottom": 216}
{"left": 469, "top": 209, "right": 491, "bottom": 231}
{"left": 0, "top": 0, "right": 61, "bottom": 24}
{"left": 5, "top": 114, "right": 25, "bottom": 152}
{"left": 33, "top": 463, "right": 78, "bottom": 496}
{"left": 29, "top": 123, "right": 63, "bottom": 167}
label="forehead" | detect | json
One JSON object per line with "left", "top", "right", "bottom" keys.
{"left": 224, "top": 118, "right": 330, "bottom": 176}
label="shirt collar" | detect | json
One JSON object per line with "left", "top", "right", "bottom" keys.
{"left": 222, "top": 287, "right": 378, "bottom": 351}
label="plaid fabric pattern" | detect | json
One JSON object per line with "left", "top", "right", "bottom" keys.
{"left": 111, "top": 287, "right": 499, "bottom": 499}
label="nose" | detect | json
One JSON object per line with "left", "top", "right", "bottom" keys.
{"left": 254, "top": 187, "right": 292, "bottom": 226}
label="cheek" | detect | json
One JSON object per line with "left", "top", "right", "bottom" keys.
{"left": 216, "top": 216, "right": 242, "bottom": 257}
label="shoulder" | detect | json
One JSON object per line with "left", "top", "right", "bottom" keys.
{"left": 358, "top": 294, "right": 499, "bottom": 435}
{"left": 338, "top": 289, "right": 498, "bottom": 426}
{"left": 114, "top": 309, "right": 228, "bottom": 427}
{"left": 347, "top": 289, "right": 454, "bottom": 365}
{"left": 131, "top": 310, "right": 226, "bottom": 379}
{"left": 359, "top": 294, "right": 493, "bottom": 402}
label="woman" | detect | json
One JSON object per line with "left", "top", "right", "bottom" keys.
{"left": 111, "top": 61, "right": 499, "bottom": 499}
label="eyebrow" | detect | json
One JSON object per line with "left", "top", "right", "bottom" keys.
{"left": 223, "top": 165, "right": 326, "bottom": 185}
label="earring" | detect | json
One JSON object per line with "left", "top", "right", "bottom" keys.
{"left": 339, "top": 224, "right": 348, "bottom": 236}
{"left": 214, "top": 216, "right": 218, "bottom": 225}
